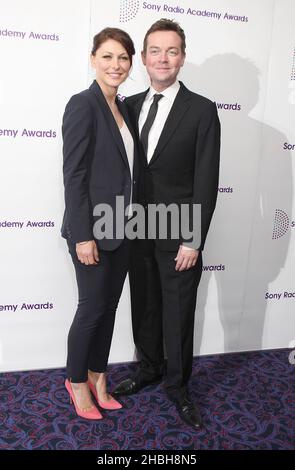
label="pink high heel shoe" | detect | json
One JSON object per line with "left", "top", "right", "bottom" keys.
{"left": 87, "top": 380, "right": 122, "bottom": 410}
{"left": 65, "top": 379, "right": 103, "bottom": 420}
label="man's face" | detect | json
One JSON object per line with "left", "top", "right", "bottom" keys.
{"left": 142, "top": 30, "right": 185, "bottom": 91}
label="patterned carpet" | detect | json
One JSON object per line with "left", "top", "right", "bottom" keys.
{"left": 0, "top": 349, "right": 294, "bottom": 450}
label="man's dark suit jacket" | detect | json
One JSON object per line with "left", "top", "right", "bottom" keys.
{"left": 61, "top": 80, "right": 138, "bottom": 250}
{"left": 126, "top": 81, "right": 220, "bottom": 251}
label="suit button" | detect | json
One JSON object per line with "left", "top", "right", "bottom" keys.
{"left": 133, "top": 180, "right": 136, "bottom": 185}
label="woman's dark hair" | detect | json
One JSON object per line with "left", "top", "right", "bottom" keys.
{"left": 91, "top": 27, "right": 135, "bottom": 65}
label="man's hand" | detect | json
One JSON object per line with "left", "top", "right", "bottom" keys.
{"left": 76, "top": 240, "right": 99, "bottom": 265}
{"left": 175, "top": 245, "right": 199, "bottom": 271}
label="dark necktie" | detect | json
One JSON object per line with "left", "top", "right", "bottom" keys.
{"left": 140, "top": 93, "right": 163, "bottom": 158}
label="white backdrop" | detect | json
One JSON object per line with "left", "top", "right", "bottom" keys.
{"left": 0, "top": 0, "right": 294, "bottom": 372}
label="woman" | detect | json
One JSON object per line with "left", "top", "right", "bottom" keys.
{"left": 61, "top": 28, "right": 137, "bottom": 419}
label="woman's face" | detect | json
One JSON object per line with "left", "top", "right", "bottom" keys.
{"left": 91, "top": 39, "right": 131, "bottom": 91}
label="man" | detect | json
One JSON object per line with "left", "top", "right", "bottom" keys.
{"left": 114, "top": 19, "right": 220, "bottom": 429}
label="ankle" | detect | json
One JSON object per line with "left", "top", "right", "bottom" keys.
{"left": 71, "top": 381, "right": 87, "bottom": 389}
{"left": 88, "top": 370, "right": 105, "bottom": 382}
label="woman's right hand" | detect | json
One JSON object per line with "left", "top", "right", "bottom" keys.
{"left": 76, "top": 240, "right": 99, "bottom": 265}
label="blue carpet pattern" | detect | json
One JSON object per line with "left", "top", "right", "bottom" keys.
{"left": 0, "top": 349, "right": 294, "bottom": 450}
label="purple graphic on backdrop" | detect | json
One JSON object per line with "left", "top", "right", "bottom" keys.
{"left": 272, "top": 209, "right": 289, "bottom": 239}
{"left": 0, "top": 129, "right": 18, "bottom": 138}
{"left": 119, "top": 0, "right": 140, "bottom": 22}
{"left": 0, "top": 29, "right": 25, "bottom": 39}
{"left": 0, "top": 221, "right": 24, "bottom": 229}
{"left": 283, "top": 142, "right": 295, "bottom": 151}
{"left": 218, "top": 187, "right": 233, "bottom": 193}
{"left": 0, "top": 129, "right": 56, "bottom": 138}
{"left": 22, "top": 129, "right": 56, "bottom": 138}
{"left": 0, "top": 302, "right": 53, "bottom": 312}
{"left": 131, "top": 2, "right": 249, "bottom": 23}
{"left": 203, "top": 264, "right": 226, "bottom": 272}
{"left": 0, "top": 29, "right": 59, "bottom": 41}
{"left": 217, "top": 102, "right": 241, "bottom": 111}
{"left": 0, "top": 221, "right": 55, "bottom": 229}
{"left": 26, "top": 221, "right": 55, "bottom": 228}
{"left": 265, "top": 292, "right": 295, "bottom": 300}
{"left": 28, "top": 32, "right": 59, "bottom": 41}
{"left": 20, "top": 302, "right": 53, "bottom": 310}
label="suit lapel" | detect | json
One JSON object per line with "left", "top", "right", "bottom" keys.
{"left": 133, "top": 90, "right": 149, "bottom": 139}
{"left": 90, "top": 81, "right": 129, "bottom": 170}
{"left": 148, "top": 82, "right": 191, "bottom": 165}
{"left": 117, "top": 97, "right": 139, "bottom": 179}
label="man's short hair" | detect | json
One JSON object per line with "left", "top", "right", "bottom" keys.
{"left": 143, "top": 18, "right": 186, "bottom": 54}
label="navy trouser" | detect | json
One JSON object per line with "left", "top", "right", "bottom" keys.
{"left": 66, "top": 239, "right": 129, "bottom": 382}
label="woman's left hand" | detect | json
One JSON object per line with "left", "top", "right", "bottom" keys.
{"left": 76, "top": 240, "right": 99, "bottom": 265}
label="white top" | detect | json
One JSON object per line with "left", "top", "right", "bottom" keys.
{"left": 120, "top": 121, "right": 134, "bottom": 217}
{"left": 138, "top": 80, "right": 180, "bottom": 163}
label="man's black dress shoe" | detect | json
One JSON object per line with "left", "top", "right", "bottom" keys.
{"left": 174, "top": 395, "right": 202, "bottom": 429}
{"left": 113, "top": 376, "right": 161, "bottom": 396}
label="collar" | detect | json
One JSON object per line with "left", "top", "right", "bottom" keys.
{"left": 146, "top": 80, "right": 180, "bottom": 103}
